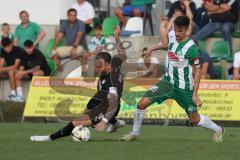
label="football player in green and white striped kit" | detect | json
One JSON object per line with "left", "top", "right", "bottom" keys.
{"left": 121, "top": 16, "right": 224, "bottom": 142}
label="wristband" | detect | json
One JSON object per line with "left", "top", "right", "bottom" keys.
{"left": 102, "top": 118, "right": 108, "bottom": 123}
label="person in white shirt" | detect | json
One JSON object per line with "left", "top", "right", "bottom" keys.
{"left": 137, "top": 48, "right": 161, "bottom": 78}
{"left": 71, "top": 0, "right": 95, "bottom": 33}
{"left": 233, "top": 51, "right": 240, "bottom": 80}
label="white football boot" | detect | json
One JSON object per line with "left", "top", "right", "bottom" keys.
{"left": 106, "top": 119, "right": 126, "bottom": 133}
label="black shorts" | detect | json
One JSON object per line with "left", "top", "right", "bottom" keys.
{"left": 86, "top": 91, "right": 109, "bottom": 126}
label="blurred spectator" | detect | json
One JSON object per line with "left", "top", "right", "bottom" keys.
{"left": 233, "top": 51, "right": 240, "bottom": 80}
{"left": 0, "top": 23, "right": 14, "bottom": 46}
{"left": 88, "top": 25, "right": 107, "bottom": 55}
{"left": 194, "top": 1, "right": 210, "bottom": 30}
{"left": 115, "top": 0, "right": 153, "bottom": 26}
{"left": 0, "top": 38, "right": 24, "bottom": 101}
{"left": 158, "top": 0, "right": 196, "bottom": 50}
{"left": 199, "top": 51, "right": 217, "bottom": 79}
{"left": 51, "top": 8, "right": 86, "bottom": 69}
{"left": 14, "top": 10, "right": 46, "bottom": 48}
{"left": 146, "top": 4, "right": 193, "bottom": 56}
{"left": 194, "top": 0, "right": 239, "bottom": 53}
{"left": 71, "top": 0, "right": 95, "bottom": 33}
{"left": 137, "top": 48, "right": 161, "bottom": 78}
{"left": 166, "top": 0, "right": 196, "bottom": 21}
{"left": 84, "top": 25, "right": 109, "bottom": 76}
{"left": 14, "top": 40, "right": 51, "bottom": 102}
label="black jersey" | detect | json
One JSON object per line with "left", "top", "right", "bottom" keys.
{"left": 86, "top": 35, "right": 127, "bottom": 124}
{"left": 87, "top": 54, "right": 125, "bottom": 110}
{"left": 86, "top": 54, "right": 126, "bottom": 124}
{"left": 97, "top": 54, "right": 124, "bottom": 97}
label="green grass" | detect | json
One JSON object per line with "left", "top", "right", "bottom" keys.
{"left": 0, "top": 123, "right": 239, "bottom": 160}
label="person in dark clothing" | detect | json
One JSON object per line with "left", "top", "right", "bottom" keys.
{"left": 14, "top": 40, "right": 51, "bottom": 102}
{"left": 159, "top": 0, "right": 196, "bottom": 49}
{"left": 0, "top": 37, "right": 23, "bottom": 102}
{"left": 30, "top": 27, "right": 127, "bottom": 142}
{"left": 199, "top": 51, "right": 217, "bottom": 79}
{"left": 194, "top": 0, "right": 239, "bottom": 53}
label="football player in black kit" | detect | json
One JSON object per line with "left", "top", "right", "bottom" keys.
{"left": 30, "top": 26, "right": 126, "bottom": 141}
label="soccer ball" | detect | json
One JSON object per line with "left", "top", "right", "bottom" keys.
{"left": 71, "top": 125, "right": 91, "bottom": 142}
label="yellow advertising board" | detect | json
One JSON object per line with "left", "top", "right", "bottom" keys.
{"left": 24, "top": 77, "right": 240, "bottom": 121}
{"left": 169, "top": 80, "right": 240, "bottom": 121}
{"left": 24, "top": 77, "right": 97, "bottom": 117}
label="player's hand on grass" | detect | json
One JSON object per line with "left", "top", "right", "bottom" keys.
{"left": 192, "top": 94, "right": 202, "bottom": 107}
{"left": 114, "top": 26, "right": 121, "bottom": 39}
{"left": 94, "top": 120, "right": 106, "bottom": 132}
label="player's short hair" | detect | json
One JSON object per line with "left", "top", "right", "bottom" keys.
{"left": 95, "top": 52, "right": 112, "bottom": 64}
{"left": 19, "top": 10, "right": 29, "bottom": 16}
{"left": 67, "top": 8, "right": 77, "bottom": 15}
{"left": 174, "top": 15, "right": 190, "bottom": 28}
{"left": 1, "top": 37, "right": 12, "bottom": 47}
{"left": 24, "top": 40, "right": 34, "bottom": 48}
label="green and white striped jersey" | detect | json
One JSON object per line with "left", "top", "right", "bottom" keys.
{"left": 166, "top": 38, "right": 200, "bottom": 91}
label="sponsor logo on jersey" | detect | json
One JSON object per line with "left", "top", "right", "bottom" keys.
{"left": 149, "top": 85, "right": 158, "bottom": 92}
{"left": 168, "top": 52, "right": 179, "bottom": 62}
{"left": 188, "top": 105, "right": 196, "bottom": 113}
{"left": 176, "top": 50, "right": 183, "bottom": 56}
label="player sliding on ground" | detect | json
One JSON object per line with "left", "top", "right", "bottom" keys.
{"left": 31, "top": 27, "right": 126, "bottom": 142}
{"left": 121, "top": 16, "right": 224, "bottom": 142}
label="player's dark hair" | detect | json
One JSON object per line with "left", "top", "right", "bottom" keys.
{"left": 1, "top": 37, "right": 12, "bottom": 47}
{"left": 174, "top": 15, "right": 190, "bottom": 28}
{"left": 24, "top": 40, "right": 34, "bottom": 48}
{"left": 19, "top": 10, "right": 29, "bottom": 16}
{"left": 67, "top": 8, "right": 77, "bottom": 15}
{"left": 95, "top": 52, "right": 112, "bottom": 64}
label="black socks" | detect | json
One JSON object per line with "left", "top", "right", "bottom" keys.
{"left": 50, "top": 122, "right": 75, "bottom": 140}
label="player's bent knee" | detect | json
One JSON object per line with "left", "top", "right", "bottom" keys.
{"left": 72, "top": 120, "right": 80, "bottom": 127}
{"left": 189, "top": 114, "right": 200, "bottom": 124}
{"left": 72, "top": 115, "right": 92, "bottom": 127}
{"left": 137, "top": 97, "right": 151, "bottom": 110}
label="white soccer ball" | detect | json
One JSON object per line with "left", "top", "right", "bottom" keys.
{"left": 71, "top": 125, "right": 91, "bottom": 142}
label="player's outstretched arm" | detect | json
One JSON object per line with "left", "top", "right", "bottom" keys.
{"left": 114, "top": 26, "right": 127, "bottom": 62}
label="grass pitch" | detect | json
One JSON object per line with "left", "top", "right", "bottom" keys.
{"left": 0, "top": 123, "right": 239, "bottom": 160}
